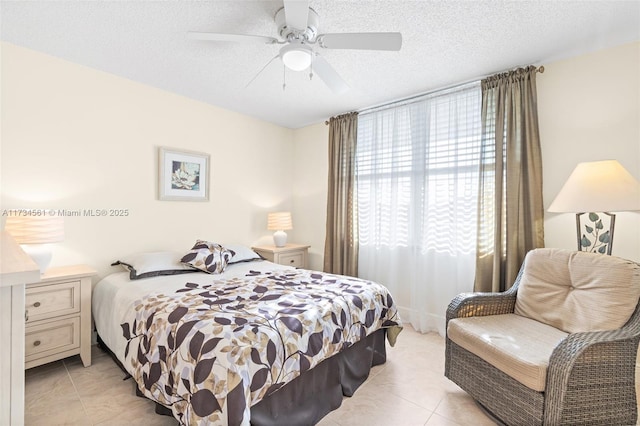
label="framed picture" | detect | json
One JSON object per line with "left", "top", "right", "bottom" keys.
{"left": 158, "top": 147, "right": 210, "bottom": 201}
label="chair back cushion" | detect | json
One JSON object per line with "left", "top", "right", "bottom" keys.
{"left": 514, "top": 248, "right": 640, "bottom": 333}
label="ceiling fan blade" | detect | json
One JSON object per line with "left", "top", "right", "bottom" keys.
{"left": 318, "top": 32, "right": 402, "bottom": 51}
{"left": 283, "top": 0, "right": 309, "bottom": 31}
{"left": 245, "top": 54, "right": 280, "bottom": 89}
{"left": 188, "top": 32, "right": 277, "bottom": 45}
{"left": 313, "top": 55, "right": 349, "bottom": 94}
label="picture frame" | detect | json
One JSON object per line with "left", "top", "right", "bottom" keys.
{"left": 158, "top": 147, "right": 210, "bottom": 201}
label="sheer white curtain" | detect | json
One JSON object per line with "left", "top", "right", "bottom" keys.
{"left": 356, "top": 84, "right": 482, "bottom": 335}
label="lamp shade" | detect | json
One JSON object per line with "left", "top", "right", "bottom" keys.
{"left": 4, "top": 213, "right": 64, "bottom": 273}
{"left": 4, "top": 214, "right": 65, "bottom": 244}
{"left": 267, "top": 212, "right": 293, "bottom": 231}
{"left": 548, "top": 160, "right": 640, "bottom": 213}
{"left": 280, "top": 44, "right": 313, "bottom": 71}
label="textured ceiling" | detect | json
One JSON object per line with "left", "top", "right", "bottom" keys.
{"left": 1, "top": 1, "right": 639, "bottom": 129}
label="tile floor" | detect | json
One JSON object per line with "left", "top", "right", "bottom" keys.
{"left": 23, "top": 325, "right": 640, "bottom": 426}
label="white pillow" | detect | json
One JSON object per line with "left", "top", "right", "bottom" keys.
{"left": 112, "top": 251, "right": 199, "bottom": 280}
{"left": 223, "top": 244, "right": 263, "bottom": 264}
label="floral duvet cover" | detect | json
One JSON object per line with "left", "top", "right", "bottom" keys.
{"left": 120, "top": 267, "right": 402, "bottom": 425}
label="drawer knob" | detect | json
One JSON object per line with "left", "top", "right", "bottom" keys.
{"left": 33, "top": 340, "right": 41, "bottom": 347}
{"left": 33, "top": 301, "right": 41, "bottom": 308}
{"left": 290, "top": 259, "right": 295, "bottom": 263}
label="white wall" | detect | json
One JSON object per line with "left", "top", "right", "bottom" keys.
{"left": 538, "top": 41, "right": 640, "bottom": 262}
{"left": 1, "top": 42, "right": 295, "bottom": 278}
{"left": 292, "top": 122, "right": 329, "bottom": 271}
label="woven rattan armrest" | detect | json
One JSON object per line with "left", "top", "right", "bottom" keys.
{"left": 548, "top": 303, "right": 640, "bottom": 375}
{"left": 446, "top": 286, "right": 518, "bottom": 324}
{"left": 543, "top": 304, "right": 640, "bottom": 425}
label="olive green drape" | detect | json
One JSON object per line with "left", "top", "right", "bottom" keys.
{"left": 475, "top": 66, "right": 545, "bottom": 292}
{"left": 323, "top": 112, "right": 359, "bottom": 276}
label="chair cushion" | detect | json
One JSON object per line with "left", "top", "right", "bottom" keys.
{"left": 514, "top": 248, "right": 640, "bottom": 333}
{"left": 447, "top": 313, "right": 568, "bottom": 391}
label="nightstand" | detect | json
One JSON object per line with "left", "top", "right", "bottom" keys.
{"left": 25, "top": 265, "right": 96, "bottom": 369}
{"left": 252, "top": 244, "right": 310, "bottom": 269}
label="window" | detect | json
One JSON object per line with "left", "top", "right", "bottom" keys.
{"left": 356, "top": 84, "right": 483, "bottom": 256}
{"left": 355, "top": 83, "right": 482, "bottom": 334}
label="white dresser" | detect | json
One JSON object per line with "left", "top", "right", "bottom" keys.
{"left": 0, "top": 231, "right": 40, "bottom": 426}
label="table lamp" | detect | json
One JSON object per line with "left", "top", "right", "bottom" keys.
{"left": 4, "top": 213, "right": 64, "bottom": 273}
{"left": 267, "top": 212, "right": 292, "bottom": 247}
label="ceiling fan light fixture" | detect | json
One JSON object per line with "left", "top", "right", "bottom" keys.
{"left": 280, "top": 44, "right": 313, "bottom": 71}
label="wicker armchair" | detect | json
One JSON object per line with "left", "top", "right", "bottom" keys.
{"left": 445, "top": 248, "right": 640, "bottom": 426}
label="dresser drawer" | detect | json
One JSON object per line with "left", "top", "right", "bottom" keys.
{"left": 26, "top": 281, "right": 80, "bottom": 323}
{"left": 278, "top": 253, "right": 304, "bottom": 267}
{"left": 25, "top": 317, "right": 80, "bottom": 360}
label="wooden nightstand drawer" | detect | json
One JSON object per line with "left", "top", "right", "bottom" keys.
{"left": 252, "top": 244, "right": 310, "bottom": 269}
{"left": 25, "top": 317, "right": 80, "bottom": 360}
{"left": 25, "top": 281, "right": 80, "bottom": 323}
{"left": 24, "top": 264, "right": 96, "bottom": 369}
{"left": 279, "top": 253, "right": 304, "bottom": 267}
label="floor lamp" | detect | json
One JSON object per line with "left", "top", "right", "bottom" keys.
{"left": 548, "top": 160, "right": 640, "bottom": 255}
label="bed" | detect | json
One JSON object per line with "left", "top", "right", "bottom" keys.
{"left": 93, "top": 245, "right": 402, "bottom": 425}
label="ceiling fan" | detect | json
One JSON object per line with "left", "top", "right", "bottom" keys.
{"left": 188, "top": 0, "right": 402, "bottom": 94}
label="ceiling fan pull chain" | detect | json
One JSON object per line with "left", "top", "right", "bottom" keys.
{"left": 283, "top": 65, "right": 287, "bottom": 91}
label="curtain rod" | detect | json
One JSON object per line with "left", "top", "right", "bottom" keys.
{"left": 324, "top": 65, "right": 544, "bottom": 125}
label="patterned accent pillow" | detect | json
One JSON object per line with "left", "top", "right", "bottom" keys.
{"left": 181, "top": 240, "right": 233, "bottom": 274}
